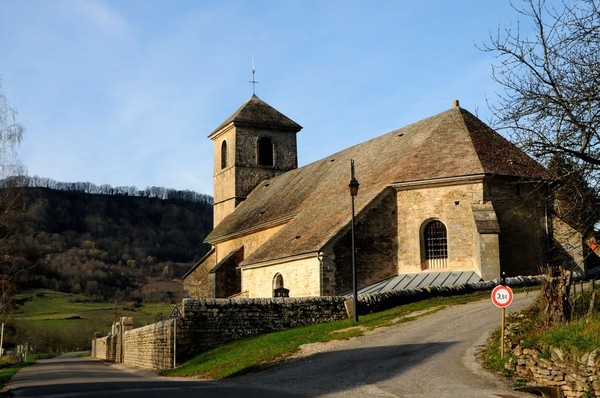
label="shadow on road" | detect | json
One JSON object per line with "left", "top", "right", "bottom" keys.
{"left": 9, "top": 342, "right": 457, "bottom": 397}
{"left": 232, "top": 341, "right": 458, "bottom": 395}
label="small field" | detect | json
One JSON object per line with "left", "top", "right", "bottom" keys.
{"left": 14, "top": 289, "right": 174, "bottom": 326}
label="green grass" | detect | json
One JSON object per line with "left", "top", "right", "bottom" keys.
{"left": 482, "top": 284, "right": 600, "bottom": 376}
{"left": 480, "top": 329, "right": 513, "bottom": 377}
{"left": 13, "top": 289, "right": 174, "bottom": 330}
{"left": 7, "top": 289, "right": 176, "bottom": 354}
{"left": 0, "top": 289, "right": 176, "bottom": 388}
{"left": 0, "top": 354, "right": 40, "bottom": 388}
{"left": 0, "top": 363, "right": 28, "bottom": 387}
{"left": 167, "top": 319, "right": 365, "bottom": 379}
{"left": 536, "top": 313, "right": 600, "bottom": 356}
{"left": 162, "top": 290, "right": 491, "bottom": 379}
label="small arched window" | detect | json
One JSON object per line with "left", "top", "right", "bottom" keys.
{"left": 272, "top": 273, "right": 289, "bottom": 297}
{"left": 258, "top": 137, "right": 274, "bottom": 166}
{"left": 221, "top": 140, "right": 228, "bottom": 169}
{"left": 423, "top": 220, "right": 448, "bottom": 269}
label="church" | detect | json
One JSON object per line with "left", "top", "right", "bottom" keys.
{"left": 183, "top": 95, "right": 585, "bottom": 299}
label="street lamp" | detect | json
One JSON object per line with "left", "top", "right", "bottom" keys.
{"left": 349, "top": 159, "right": 360, "bottom": 323}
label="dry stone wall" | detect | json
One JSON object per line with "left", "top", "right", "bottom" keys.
{"left": 92, "top": 296, "right": 348, "bottom": 370}
{"left": 509, "top": 346, "right": 600, "bottom": 397}
{"left": 177, "top": 296, "right": 347, "bottom": 363}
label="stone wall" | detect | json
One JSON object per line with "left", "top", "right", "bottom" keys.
{"left": 94, "top": 277, "right": 542, "bottom": 371}
{"left": 484, "top": 179, "right": 547, "bottom": 276}
{"left": 212, "top": 123, "right": 298, "bottom": 226}
{"left": 91, "top": 334, "right": 117, "bottom": 362}
{"left": 395, "top": 181, "right": 485, "bottom": 273}
{"left": 209, "top": 246, "right": 243, "bottom": 298}
{"left": 241, "top": 255, "right": 322, "bottom": 297}
{"left": 509, "top": 346, "right": 600, "bottom": 397}
{"left": 182, "top": 249, "right": 215, "bottom": 299}
{"left": 177, "top": 296, "right": 347, "bottom": 363}
{"left": 122, "top": 320, "right": 175, "bottom": 370}
{"left": 330, "top": 188, "right": 398, "bottom": 295}
{"left": 92, "top": 296, "right": 348, "bottom": 370}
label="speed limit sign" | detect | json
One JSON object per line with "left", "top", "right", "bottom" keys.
{"left": 491, "top": 285, "right": 513, "bottom": 308}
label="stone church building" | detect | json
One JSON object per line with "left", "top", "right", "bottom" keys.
{"left": 183, "top": 95, "right": 584, "bottom": 299}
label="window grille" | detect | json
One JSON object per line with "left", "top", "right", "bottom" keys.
{"left": 424, "top": 220, "right": 448, "bottom": 269}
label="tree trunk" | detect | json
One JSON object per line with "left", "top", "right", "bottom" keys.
{"left": 588, "top": 279, "right": 596, "bottom": 318}
{"left": 542, "top": 266, "right": 572, "bottom": 326}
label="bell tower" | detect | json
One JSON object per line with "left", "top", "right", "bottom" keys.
{"left": 209, "top": 95, "right": 302, "bottom": 226}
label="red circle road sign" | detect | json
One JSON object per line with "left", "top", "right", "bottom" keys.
{"left": 491, "top": 285, "right": 513, "bottom": 308}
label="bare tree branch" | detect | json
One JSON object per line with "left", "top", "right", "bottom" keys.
{"left": 0, "top": 80, "right": 27, "bottom": 321}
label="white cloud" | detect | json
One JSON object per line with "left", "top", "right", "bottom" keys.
{"left": 68, "top": 0, "right": 131, "bottom": 42}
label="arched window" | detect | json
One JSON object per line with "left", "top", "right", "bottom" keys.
{"left": 423, "top": 220, "right": 448, "bottom": 269}
{"left": 220, "top": 140, "right": 228, "bottom": 169}
{"left": 272, "top": 273, "right": 289, "bottom": 297}
{"left": 258, "top": 137, "right": 274, "bottom": 166}
{"left": 273, "top": 273, "right": 284, "bottom": 290}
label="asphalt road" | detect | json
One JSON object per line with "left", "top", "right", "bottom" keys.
{"left": 7, "top": 292, "right": 538, "bottom": 398}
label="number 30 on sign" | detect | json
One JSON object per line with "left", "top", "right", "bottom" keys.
{"left": 491, "top": 285, "right": 513, "bottom": 308}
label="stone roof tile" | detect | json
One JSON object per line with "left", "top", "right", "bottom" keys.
{"left": 209, "top": 95, "right": 301, "bottom": 138}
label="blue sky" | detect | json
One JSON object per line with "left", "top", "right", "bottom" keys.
{"left": 0, "top": 0, "right": 543, "bottom": 196}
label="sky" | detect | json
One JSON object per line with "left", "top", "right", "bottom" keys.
{"left": 0, "top": 0, "right": 545, "bottom": 196}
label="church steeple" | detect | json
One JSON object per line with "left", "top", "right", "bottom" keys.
{"left": 209, "top": 96, "right": 302, "bottom": 226}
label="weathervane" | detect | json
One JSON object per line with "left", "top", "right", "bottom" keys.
{"left": 249, "top": 56, "right": 259, "bottom": 95}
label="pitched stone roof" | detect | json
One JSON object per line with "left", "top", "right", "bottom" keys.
{"left": 209, "top": 95, "right": 302, "bottom": 138}
{"left": 206, "top": 106, "right": 550, "bottom": 266}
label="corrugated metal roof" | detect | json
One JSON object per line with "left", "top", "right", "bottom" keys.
{"left": 355, "top": 271, "right": 483, "bottom": 295}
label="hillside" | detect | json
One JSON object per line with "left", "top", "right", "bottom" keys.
{"left": 1, "top": 186, "right": 213, "bottom": 302}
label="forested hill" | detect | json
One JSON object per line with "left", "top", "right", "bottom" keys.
{"left": 2, "top": 185, "right": 213, "bottom": 303}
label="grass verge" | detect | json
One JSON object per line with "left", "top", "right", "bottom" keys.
{"left": 162, "top": 290, "right": 491, "bottom": 379}
{"left": 0, "top": 354, "right": 46, "bottom": 389}
{"left": 0, "top": 364, "right": 28, "bottom": 389}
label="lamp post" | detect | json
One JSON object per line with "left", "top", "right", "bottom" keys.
{"left": 349, "top": 159, "right": 360, "bottom": 323}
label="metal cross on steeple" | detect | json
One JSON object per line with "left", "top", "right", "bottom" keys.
{"left": 249, "top": 56, "right": 259, "bottom": 95}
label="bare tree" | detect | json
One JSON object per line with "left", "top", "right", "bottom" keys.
{"left": 481, "top": 0, "right": 599, "bottom": 325}
{"left": 482, "top": 0, "right": 600, "bottom": 238}
{"left": 0, "top": 81, "right": 26, "bottom": 321}
{"left": 482, "top": 0, "right": 599, "bottom": 214}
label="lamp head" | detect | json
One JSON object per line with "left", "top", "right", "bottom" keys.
{"left": 349, "top": 177, "right": 360, "bottom": 197}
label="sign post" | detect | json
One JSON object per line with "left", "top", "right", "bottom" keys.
{"left": 491, "top": 285, "right": 513, "bottom": 358}
{"left": 169, "top": 304, "right": 182, "bottom": 368}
